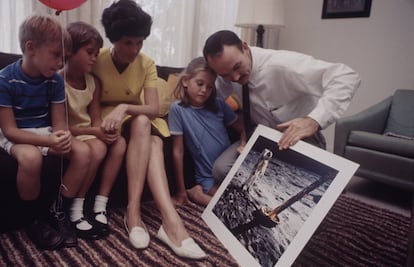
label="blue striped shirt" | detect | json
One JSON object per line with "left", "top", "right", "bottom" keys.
{"left": 0, "top": 59, "right": 65, "bottom": 128}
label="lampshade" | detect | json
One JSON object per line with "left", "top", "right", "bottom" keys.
{"left": 235, "top": 0, "right": 285, "bottom": 28}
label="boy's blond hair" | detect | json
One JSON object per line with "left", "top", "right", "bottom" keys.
{"left": 19, "top": 14, "right": 71, "bottom": 53}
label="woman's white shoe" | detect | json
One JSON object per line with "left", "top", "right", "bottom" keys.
{"left": 156, "top": 225, "right": 206, "bottom": 260}
{"left": 124, "top": 215, "right": 150, "bottom": 249}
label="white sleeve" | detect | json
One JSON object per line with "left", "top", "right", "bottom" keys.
{"left": 307, "top": 62, "right": 361, "bottom": 129}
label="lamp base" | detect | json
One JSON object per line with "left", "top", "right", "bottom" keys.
{"left": 256, "top": 24, "right": 264, "bottom": 48}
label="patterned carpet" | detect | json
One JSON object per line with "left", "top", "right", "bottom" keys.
{"left": 293, "top": 195, "right": 410, "bottom": 267}
{"left": 0, "top": 201, "right": 238, "bottom": 267}
{"left": 0, "top": 195, "right": 410, "bottom": 267}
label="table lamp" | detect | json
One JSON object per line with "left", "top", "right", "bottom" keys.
{"left": 235, "top": 0, "right": 285, "bottom": 48}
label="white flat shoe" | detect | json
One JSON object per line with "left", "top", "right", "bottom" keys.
{"left": 156, "top": 225, "right": 206, "bottom": 260}
{"left": 124, "top": 215, "right": 150, "bottom": 249}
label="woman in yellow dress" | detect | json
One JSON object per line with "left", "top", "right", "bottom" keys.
{"left": 93, "top": 0, "right": 205, "bottom": 259}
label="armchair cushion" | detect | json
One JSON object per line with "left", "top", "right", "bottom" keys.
{"left": 384, "top": 89, "right": 414, "bottom": 138}
{"left": 349, "top": 131, "right": 414, "bottom": 158}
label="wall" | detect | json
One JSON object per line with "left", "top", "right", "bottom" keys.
{"left": 276, "top": 0, "right": 414, "bottom": 151}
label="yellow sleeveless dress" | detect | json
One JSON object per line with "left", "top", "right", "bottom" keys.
{"left": 65, "top": 73, "right": 97, "bottom": 141}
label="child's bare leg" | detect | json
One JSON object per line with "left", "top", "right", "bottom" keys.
{"left": 187, "top": 185, "right": 212, "bottom": 207}
{"left": 11, "top": 145, "right": 63, "bottom": 249}
{"left": 59, "top": 139, "right": 90, "bottom": 198}
{"left": 56, "top": 139, "right": 100, "bottom": 239}
{"left": 97, "top": 137, "right": 126, "bottom": 197}
{"left": 94, "top": 137, "right": 126, "bottom": 227}
{"left": 11, "top": 144, "right": 42, "bottom": 200}
{"left": 77, "top": 138, "right": 107, "bottom": 197}
{"left": 67, "top": 139, "right": 106, "bottom": 234}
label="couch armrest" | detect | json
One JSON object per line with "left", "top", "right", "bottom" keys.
{"left": 156, "top": 65, "right": 183, "bottom": 80}
{"left": 334, "top": 96, "right": 392, "bottom": 156}
{"left": 0, "top": 52, "right": 21, "bottom": 69}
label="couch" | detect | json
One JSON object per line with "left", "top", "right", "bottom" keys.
{"left": 0, "top": 52, "right": 195, "bottom": 233}
{"left": 334, "top": 89, "right": 414, "bottom": 191}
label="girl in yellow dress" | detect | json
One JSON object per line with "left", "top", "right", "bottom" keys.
{"left": 62, "top": 21, "right": 126, "bottom": 239}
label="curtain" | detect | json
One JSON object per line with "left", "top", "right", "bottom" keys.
{"left": 0, "top": 1, "right": 34, "bottom": 54}
{"left": 0, "top": 0, "right": 239, "bottom": 67}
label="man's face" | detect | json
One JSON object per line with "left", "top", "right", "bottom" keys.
{"left": 207, "top": 43, "right": 252, "bottom": 85}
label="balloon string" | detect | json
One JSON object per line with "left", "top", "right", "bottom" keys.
{"left": 59, "top": 15, "right": 69, "bottom": 203}
{"left": 60, "top": 21, "right": 69, "bottom": 131}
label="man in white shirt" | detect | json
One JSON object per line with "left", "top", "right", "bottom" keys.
{"left": 203, "top": 30, "right": 361, "bottom": 182}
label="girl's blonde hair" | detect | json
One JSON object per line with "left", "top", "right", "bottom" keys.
{"left": 19, "top": 14, "right": 71, "bottom": 53}
{"left": 173, "top": 57, "right": 217, "bottom": 112}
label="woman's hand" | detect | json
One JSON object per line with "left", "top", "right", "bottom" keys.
{"left": 101, "top": 104, "right": 128, "bottom": 132}
{"left": 96, "top": 127, "right": 119, "bottom": 144}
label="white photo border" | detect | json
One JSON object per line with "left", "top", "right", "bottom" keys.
{"left": 202, "top": 124, "right": 359, "bottom": 267}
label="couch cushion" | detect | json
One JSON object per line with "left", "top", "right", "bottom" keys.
{"left": 384, "top": 89, "right": 414, "bottom": 139}
{"left": 348, "top": 131, "right": 414, "bottom": 158}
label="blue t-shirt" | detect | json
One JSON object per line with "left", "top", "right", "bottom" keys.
{"left": 0, "top": 59, "right": 65, "bottom": 128}
{"left": 168, "top": 98, "right": 237, "bottom": 191}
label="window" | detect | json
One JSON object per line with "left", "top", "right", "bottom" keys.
{"left": 0, "top": 0, "right": 239, "bottom": 67}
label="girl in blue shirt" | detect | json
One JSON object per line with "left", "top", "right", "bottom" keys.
{"left": 168, "top": 57, "right": 246, "bottom": 206}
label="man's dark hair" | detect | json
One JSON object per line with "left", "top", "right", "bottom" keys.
{"left": 101, "top": 0, "right": 152, "bottom": 43}
{"left": 202, "top": 30, "right": 243, "bottom": 60}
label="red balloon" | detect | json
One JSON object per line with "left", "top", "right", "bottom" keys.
{"left": 39, "top": 0, "right": 87, "bottom": 11}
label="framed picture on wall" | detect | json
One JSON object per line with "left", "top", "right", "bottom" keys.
{"left": 322, "top": 0, "right": 372, "bottom": 19}
{"left": 201, "top": 125, "right": 359, "bottom": 267}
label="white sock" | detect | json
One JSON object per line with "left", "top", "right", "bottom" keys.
{"left": 70, "top": 198, "right": 92, "bottom": 230}
{"left": 94, "top": 195, "right": 108, "bottom": 224}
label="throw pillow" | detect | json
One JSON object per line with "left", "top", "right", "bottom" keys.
{"left": 225, "top": 93, "right": 240, "bottom": 111}
{"left": 384, "top": 89, "right": 414, "bottom": 139}
{"left": 141, "top": 74, "right": 179, "bottom": 117}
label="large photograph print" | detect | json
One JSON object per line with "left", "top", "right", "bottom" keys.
{"left": 202, "top": 125, "right": 359, "bottom": 267}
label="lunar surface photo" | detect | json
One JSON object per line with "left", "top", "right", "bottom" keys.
{"left": 202, "top": 125, "right": 359, "bottom": 267}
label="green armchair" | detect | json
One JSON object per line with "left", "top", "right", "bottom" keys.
{"left": 334, "top": 89, "right": 414, "bottom": 191}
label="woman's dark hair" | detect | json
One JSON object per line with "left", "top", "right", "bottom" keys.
{"left": 67, "top": 21, "right": 103, "bottom": 53}
{"left": 101, "top": 0, "right": 152, "bottom": 42}
{"left": 202, "top": 30, "right": 243, "bottom": 60}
